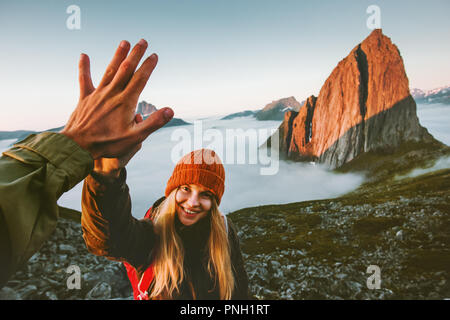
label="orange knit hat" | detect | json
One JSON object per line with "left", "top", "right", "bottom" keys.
{"left": 165, "top": 149, "right": 225, "bottom": 205}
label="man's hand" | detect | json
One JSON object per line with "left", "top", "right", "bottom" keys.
{"left": 93, "top": 114, "right": 144, "bottom": 179}
{"left": 61, "top": 39, "right": 174, "bottom": 159}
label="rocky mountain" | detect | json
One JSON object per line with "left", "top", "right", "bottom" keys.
{"left": 220, "top": 96, "right": 304, "bottom": 121}
{"left": 255, "top": 96, "right": 303, "bottom": 121}
{"left": 411, "top": 86, "right": 450, "bottom": 105}
{"left": 136, "top": 101, "right": 158, "bottom": 116}
{"left": 136, "top": 100, "right": 190, "bottom": 127}
{"left": 265, "top": 29, "right": 435, "bottom": 169}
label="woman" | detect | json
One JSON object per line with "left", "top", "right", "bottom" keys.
{"left": 81, "top": 148, "right": 249, "bottom": 300}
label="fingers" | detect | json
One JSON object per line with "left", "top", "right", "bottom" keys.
{"left": 109, "top": 39, "right": 148, "bottom": 91}
{"left": 123, "top": 54, "right": 158, "bottom": 101}
{"left": 134, "top": 108, "right": 174, "bottom": 142}
{"left": 98, "top": 40, "right": 131, "bottom": 88}
{"left": 79, "top": 54, "right": 95, "bottom": 99}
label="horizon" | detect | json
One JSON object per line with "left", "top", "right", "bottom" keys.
{"left": 1, "top": 0, "right": 450, "bottom": 131}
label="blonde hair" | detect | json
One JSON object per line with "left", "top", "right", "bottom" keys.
{"left": 149, "top": 187, "right": 234, "bottom": 299}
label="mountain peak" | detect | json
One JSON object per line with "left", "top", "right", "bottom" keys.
{"left": 269, "top": 31, "right": 434, "bottom": 168}
{"left": 137, "top": 101, "right": 157, "bottom": 116}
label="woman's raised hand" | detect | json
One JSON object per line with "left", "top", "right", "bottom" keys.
{"left": 61, "top": 39, "right": 173, "bottom": 160}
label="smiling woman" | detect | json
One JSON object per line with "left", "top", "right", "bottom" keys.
{"left": 176, "top": 184, "right": 213, "bottom": 226}
{"left": 81, "top": 148, "right": 249, "bottom": 300}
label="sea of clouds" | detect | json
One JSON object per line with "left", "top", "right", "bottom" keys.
{"left": 56, "top": 116, "right": 366, "bottom": 217}
{"left": 1, "top": 103, "right": 448, "bottom": 217}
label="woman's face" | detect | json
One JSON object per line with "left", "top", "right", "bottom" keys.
{"left": 175, "top": 184, "right": 213, "bottom": 226}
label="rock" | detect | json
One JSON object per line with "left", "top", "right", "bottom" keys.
{"left": 85, "top": 282, "right": 112, "bottom": 300}
{"left": 266, "top": 29, "right": 434, "bottom": 168}
{"left": 335, "top": 273, "right": 347, "bottom": 280}
{"left": 395, "top": 230, "right": 404, "bottom": 241}
{"left": 0, "top": 287, "right": 20, "bottom": 300}
{"left": 45, "top": 291, "right": 58, "bottom": 300}
{"left": 270, "top": 260, "right": 281, "bottom": 269}
{"left": 17, "top": 285, "right": 38, "bottom": 299}
{"left": 28, "top": 253, "right": 40, "bottom": 263}
{"left": 59, "top": 244, "right": 76, "bottom": 254}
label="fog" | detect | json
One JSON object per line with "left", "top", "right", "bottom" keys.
{"left": 2, "top": 103, "right": 448, "bottom": 218}
{"left": 54, "top": 117, "right": 366, "bottom": 217}
{"left": 395, "top": 155, "right": 450, "bottom": 181}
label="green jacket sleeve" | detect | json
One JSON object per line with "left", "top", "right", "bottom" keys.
{"left": 0, "top": 132, "right": 93, "bottom": 287}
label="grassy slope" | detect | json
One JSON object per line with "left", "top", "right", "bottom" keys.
{"left": 228, "top": 140, "right": 450, "bottom": 299}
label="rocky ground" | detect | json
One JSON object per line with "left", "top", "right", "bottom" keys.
{"left": 229, "top": 142, "right": 450, "bottom": 300}
{"left": 1, "top": 142, "right": 449, "bottom": 300}
{"left": 0, "top": 218, "right": 133, "bottom": 300}
{"left": 231, "top": 183, "right": 449, "bottom": 299}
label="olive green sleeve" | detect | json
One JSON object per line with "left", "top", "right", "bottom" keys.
{"left": 0, "top": 132, "right": 93, "bottom": 287}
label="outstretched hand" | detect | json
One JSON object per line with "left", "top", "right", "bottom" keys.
{"left": 61, "top": 39, "right": 174, "bottom": 160}
{"left": 93, "top": 114, "right": 144, "bottom": 179}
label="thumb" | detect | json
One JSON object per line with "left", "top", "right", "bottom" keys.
{"left": 134, "top": 107, "right": 174, "bottom": 142}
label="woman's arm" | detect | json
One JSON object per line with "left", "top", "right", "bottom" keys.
{"left": 81, "top": 167, "right": 157, "bottom": 269}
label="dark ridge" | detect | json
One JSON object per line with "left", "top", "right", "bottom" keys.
{"left": 355, "top": 45, "right": 369, "bottom": 153}
{"left": 285, "top": 111, "right": 298, "bottom": 151}
{"left": 303, "top": 97, "right": 317, "bottom": 145}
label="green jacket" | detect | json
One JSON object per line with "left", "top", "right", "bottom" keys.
{"left": 0, "top": 132, "right": 93, "bottom": 287}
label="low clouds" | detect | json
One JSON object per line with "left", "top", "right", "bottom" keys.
{"left": 57, "top": 117, "right": 365, "bottom": 217}
{"left": 3, "top": 104, "right": 448, "bottom": 218}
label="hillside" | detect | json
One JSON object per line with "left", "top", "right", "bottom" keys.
{"left": 228, "top": 140, "right": 450, "bottom": 299}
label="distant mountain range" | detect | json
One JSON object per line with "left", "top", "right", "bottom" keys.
{"left": 0, "top": 102, "right": 190, "bottom": 142}
{"left": 220, "top": 85, "right": 449, "bottom": 122}
{"left": 221, "top": 96, "right": 305, "bottom": 121}
{"left": 0, "top": 126, "right": 65, "bottom": 143}
{"left": 411, "top": 86, "right": 450, "bottom": 105}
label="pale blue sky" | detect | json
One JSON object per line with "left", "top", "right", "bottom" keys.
{"left": 0, "top": 0, "right": 449, "bottom": 131}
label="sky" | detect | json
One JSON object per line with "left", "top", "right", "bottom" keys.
{"left": 1, "top": 0, "right": 449, "bottom": 131}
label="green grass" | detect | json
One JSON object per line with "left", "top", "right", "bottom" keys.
{"left": 352, "top": 216, "right": 405, "bottom": 236}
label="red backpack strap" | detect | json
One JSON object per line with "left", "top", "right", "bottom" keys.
{"left": 123, "top": 205, "right": 156, "bottom": 300}
{"left": 144, "top": 206, "right": 153, "bottom": 219}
